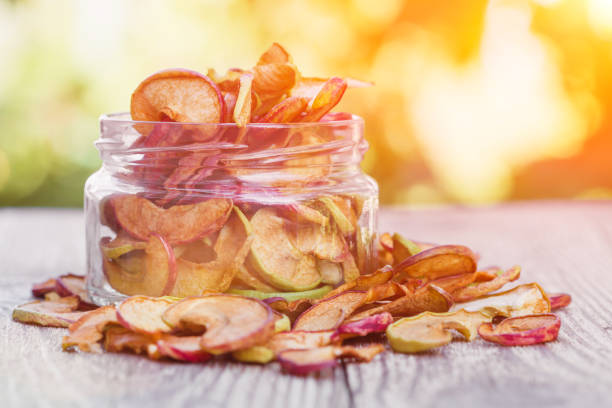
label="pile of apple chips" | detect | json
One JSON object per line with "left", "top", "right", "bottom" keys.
{"left": 14, "top": 233, "right": 571, "bottom": 375}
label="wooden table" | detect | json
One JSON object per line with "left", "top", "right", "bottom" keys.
{"left": 1, "top": 202, "right": 611, "bottom": 408}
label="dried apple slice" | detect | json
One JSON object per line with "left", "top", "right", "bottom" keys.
{"left": 318, "top": 196, "right": 356, "bottom": 236}
{"left": 292, "top": 222, "right": 348, "bottom": 263}
{"left": 231, "top": 311, "right": 291, "bottom": 364}
{"left": 130, "top": 68, "right": 225, "bottom": 123}
{"left": 451, "top": 266, "right": 521, "bottom": 302}
{"left": 54, "top": 274, "right": 96, "bottom": 308}
{"left": 156, "top": 335, "right": 212, "bottom": 362}
{"left": 393, "top": 245, "right": 478, "bottom": 282}
{"left": 549, "top": 293, "right": 572, "bottom": 311}
{"left": 450, "top": 283, "right": 551, "bottom": 317}
{"left": 263, "top": 297, "right": 315, "bottom": 321}
{"left": 293, "top": 291, "right": 367, "bottom": 331}
{"left": 258, "top": 96, "right": 309, "bottom": 123}
{"left": 278, "top": 344, "right": 384, "bottom": 375}
{"left": 478, "top": 314, "right": 561, "bottom": 346}
{"left": 391, "top": 233, "right": 422, "bottom": 265}
{"left": 233, "top": 73, "right": 253, "bottom": 127}
{"left": 300, "top": 77, "right": 347, "bottom": 122}
{"left": 104, "top": 326, "right": 159, "bottom": 359}
{"left": 116, "top": 296, "right": 175, "bottom": 335}
{"left": 341, "top": 252, "right": 361, "bottom": 283}
{"left": 387, "top": 310, "right": 491, "bottom": 353}
{"left": 349, "top": 284, "right": 453, "bottom": 320}
{"left": 278, "top": 203, "right": 328, "bottom": 226}
{"left": 110, "top": 195, "right": 232, "bottom": 245}
{"left": 234, "top": 264, "right": 277, "bottom": 292}
{"left": 100, "top": 232, "right": 147, "bottom": 259}
{"left": 161, "top": 294, "right": 275, "bottom": 353}
{"left": 169, "top": 206, "right": 253, "bottom": 296}
{"left": 105, "top": 234, "right": 177, "bottom": 297}
{"left": 258, "top": 42, "right": 291, "bottom": 65}
{"left": 248, "top": 208, "right": 321, "bottom": 291}
{"left": 228, "top": 285, "right": 332, "bottom": 302}
{"left": 32, "top": 277, "right": 58, "bottom": 298}
{"left": 62, "top": 306, "right": 119, "bottom": 353}
{"left": 323, "top": 265, "right": 394, "bottom": 300}
{"left": 12, "top": 297, "right": 85, "bottom": 328}
{"left": 331, "top": 312, "right": 393, "bottom": 341}
{"left": 252, "top": 63, "right": 297, "bottom": 100}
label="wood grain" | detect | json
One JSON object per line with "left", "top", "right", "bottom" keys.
{"left": 1, "top": 203, "right": 611, "bottom": 408}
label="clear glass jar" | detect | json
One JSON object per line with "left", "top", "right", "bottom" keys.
{"left": 85, "top": 113, "right": 378, "bottom": 305}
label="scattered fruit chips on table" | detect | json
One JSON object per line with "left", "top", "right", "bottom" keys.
{"left": 13, "top": 43, "right": 572, "bottom": 375}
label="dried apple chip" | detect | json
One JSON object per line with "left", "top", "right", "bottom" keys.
{"left": 105, "top": 234, "right": 177, "bottom": 297}
{"left": 161, "top": 294, "right": 275, "bottom": 354}
{"left": 233, "top": 72, "right": 254, "bottom": 127}
{"left": 265, "top": 330, "right": 336, "bottom": 354}
{"left": 323, "top": 265, "right": 394, "bottom": 300}
{"left": 62, "top": 306, "right": 119, "bottom": 353}
{"left": 228, "top": 285, "right": 332, "bottom": 302}
{"left": 258, "top": 96, "right": 309, "bottom": 123}
{"left": 300, "top": 77, "right": 347, "bottom": 122}
{"left": 331, "top": 312, "right": 393, "bottom": 341}
{"left": 293, "top": 291, "right": 368, "bottom": 331}
{"left": 130, "top": 68, "right": 225, "bottom": 123}
{"left": 100, "top": 232, "right": 147, "bottom": 259}
{"left": 350, "top": 284, "right": 453, "bottom": 321}
{"left": 387, "top": 310, "right": 491, "bottom": 353}
{"left": 104, "top": 326, "right": 159, "bottom": 359}
{"left": 450, "top": 283, "right": 551, "bottom": 317}
{"left": 12, "top": 297, "right": 85, "bottom": 328}
{"left": 318, "top": 196, "right": 356, "bottom": 236}
{"left": 248, "top": 208, "right": 321, "bottom": 291}
{"left": 391, "top": 233, "right": 422, "bottom": 265}
{"left": 252, "top": 62, "right": 297, "bottom": 100}
{"left": 318, "top": 260, "right": 343, "bottom": 285}
{"left": 451, "top": 266, "right": 521, "bottom": 302}
{"left": 156, "top": 335, "right": 212, "bottom": 362}
{"left": 110, "top": 195, "right": 232, "bottom": 245}
{"left": 478, "top": 314, "right": 561, "bottom": 346}
{"left": 169, "top": 207, "right": 252, "bottom": 296}
{"left": 32, "top": 277, "right": 58, "bottom": 298}
{"left": 234, "top": 264, "right": 277, "bottom": 292}
{"left": 116, "top": 296, "right": 175, "bottom": 335}
{"left": 549, "top": 293, "right": 572, "bottom": 311}
{"left": 278, "top": 344, "right": 384, "bottom": 375}
{"left": 292, "top": 222, "right": 348, "bottom": 263}
{"left": 54, "top": 274, "right": 95, "bottom": 308}
{"left": 393, "top": 245, "right": 478, "bottom": 282}
{"left": 257, "top": 42, "right": 291, "bottom": 65}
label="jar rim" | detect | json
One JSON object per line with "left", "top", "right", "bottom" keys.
{"left": 99, "top": 112, "right": 364, "bottom": 129}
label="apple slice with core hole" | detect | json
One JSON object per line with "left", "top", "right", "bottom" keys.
{"left": 104, "top": 234, "right": 177, "bottom": 297}
{"left": 130, "top": 68, "right": 225, "bottom": 123}
{"left": 248, "top": 208, "right": 321, "bottom": 291}
{"left": 161, "top": 294, "right": 275, "bottom": 354}
{"left": 293, "top": 291, "right": 368, "bottom": 331}
{"left": 478, "top": 313, "right": 561, "bottom": 346}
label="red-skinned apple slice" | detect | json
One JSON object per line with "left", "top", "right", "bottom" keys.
{"left": 257, "top": 96, "right": 309, "bottom": 123}
{"left": 109, "top": 195, "right": 232, "bottom": 245}
{"left": 161, "top": 294, "right": 275, "bottom": 354}
{"left": 298, "top": 77, "right": 347, "bottom": 122}
{"left": 393, "top": 245, "right": 478, "bottom": 282}
{"left": 116, "top": 296, "right": 175, "bottom": 335}
{"left": 293, "top": 291, "right": 368, "bottom": 331}
{"left": 331, "top": 312, "right": 393, "bottom": 341}
{"left": 31, "top": 277, "right": 58, "bottom": 298}
{"left": 278, "top": 344, "right": 384, "bottom": 375}
{"left": 130, "top": 68, "right": 225, "bottom": 124}
{"left": 549, "top": 293, "right": 572, "bottom": 311}
{"left": 451, "top": 266, "right": 521, "bottom": 302}
{"left": 104, "top": 234, "right": 177, "bottom": 297}
{"left": 54, "top": 274, "right": 96, "bottom": 309}
{"left": 104, "top": 326, "right": 160, "bottom": 359}
{"left": 478, "top": 314, "right": 561, "bottom": 346}
{"left": 62, "top": 305, "right": 119, "bottom": 353}
{"left": 156, "top": 335, "right": 212, "bottom": 362}
{"left": 12, "top": 297, "right": 85, "bottom": 328}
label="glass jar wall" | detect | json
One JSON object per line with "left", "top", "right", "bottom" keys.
{"left": 85, "top": 113, "right": 378, "bottom": 305}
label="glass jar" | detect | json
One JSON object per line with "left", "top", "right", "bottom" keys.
{"left": 85, "top": 113, "right": 379, "bottom": 305}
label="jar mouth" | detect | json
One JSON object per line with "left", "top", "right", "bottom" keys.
{"left": 100, "top": 112, "right": 364, "bottom": 129}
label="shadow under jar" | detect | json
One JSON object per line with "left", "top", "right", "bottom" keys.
{"left": 85, "top": 113, "right": 379, "bottom": 305}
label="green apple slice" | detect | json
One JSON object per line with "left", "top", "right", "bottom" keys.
{"left": 248, "top": 208, "right": 321, "bottom": 291}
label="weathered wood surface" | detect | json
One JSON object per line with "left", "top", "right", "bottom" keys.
{"left": 1, "top": 202, "right": 611, "bottom": 408}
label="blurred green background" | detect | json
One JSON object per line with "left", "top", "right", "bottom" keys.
{"left": 1, "top": 0, "right": 612, "bottom": 207}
